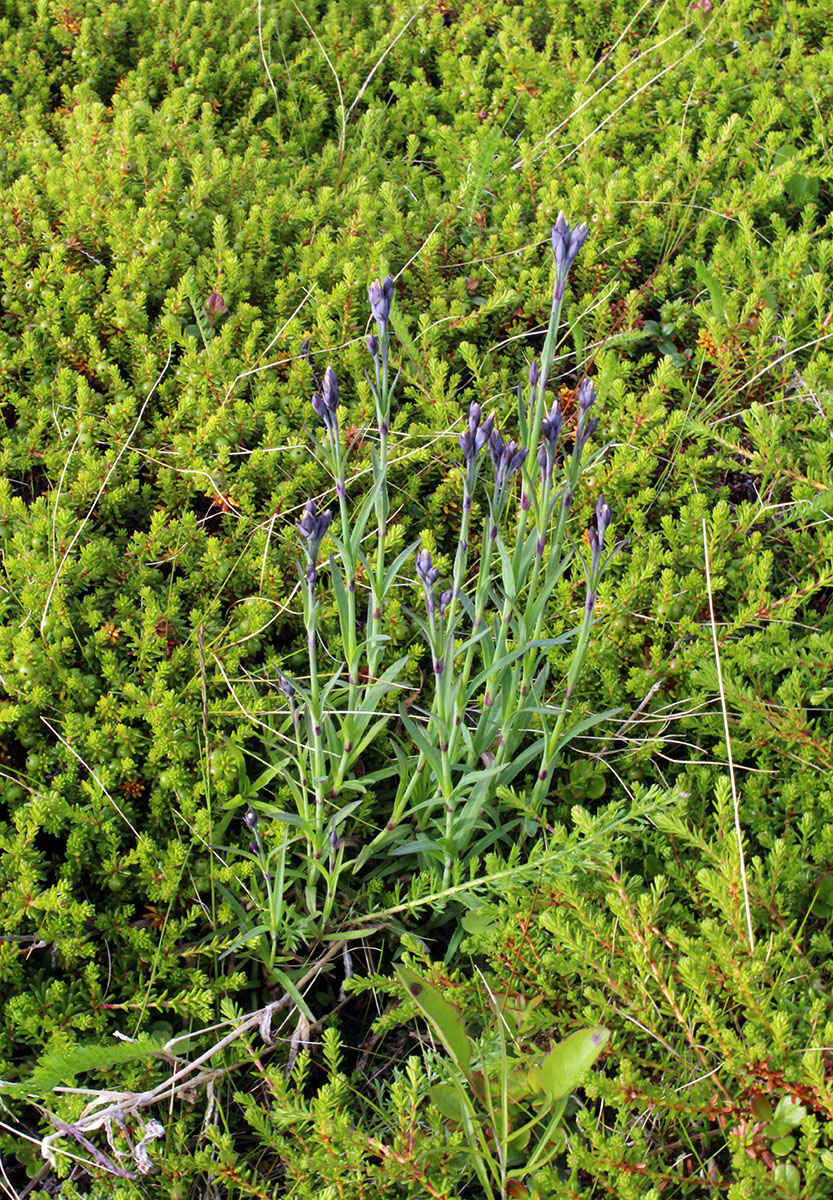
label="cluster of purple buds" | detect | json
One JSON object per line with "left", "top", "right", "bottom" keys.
{"left": 537, "top": 400, "right": 563, "bottom": 484}
{"left": 588, "top": 494, "right": 613, "bottom": 573}
{"left": 416, "top": 547, "right": 441, "bottom": 619}
{"left": 459, "top": 401, "right": 494, "bottom": 469}
{"left": 298, "top": 500, "right": 333, "bottom": 588}
{"left": 542, "top": 400, "right": 563, "bottom": 446}
{"left": 368, "top": 276, "right": 394, "bottom": 330}
{"left": 576, "top": 378, "right": 599, "bottom": 452}
{"left": 577, "top": 377, "right": 595, "bottom": 417}
{"left": 489, "top": 427, "right": 528, "bottom": 490}
{"left": 416, "top": 547, "right": 440, "bottom": 589}
{"left": 311, "top": 366, "right": 340, "bottom": 440}
{"left": 552, "top": 211, "right": 589, "bottom": 299}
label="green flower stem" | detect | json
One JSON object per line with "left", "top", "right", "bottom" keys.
{"left": 490, "top": 464, "right": 574, "bottom": 778}
{"left": 368, "top": 329, "right": 391, "bottom": 679}
{"left": 431, "top": 649, "right": 457, "bottom": 889}
{"left": 528, "top": 591, "right": 597, "bottom": 815}
{"left": 328, "top": 429, "right": 360, "bottom": 801}
{"left": 436, "top": 477, "right": 474, "bottom": 885}
{"left": 303, "top": 578, "right": 328, "bottom": 912}
{"left": 516, "top": 478, "right": 570, "bottom": 700}
{"left": 484, "top": 277, "right": 567, "bottom": 751}
{"left": 446, "top": 489, "right": 500, "bottom": 767}
{"left": 513, "top": 281, "right": 566, "bottom": 571}
{"left": 332, "top": 437, "right": 358, "bottom": 666}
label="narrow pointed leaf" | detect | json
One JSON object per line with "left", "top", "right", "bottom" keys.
{"left": 399, "top": 707, "right": 445, "bottom": 781}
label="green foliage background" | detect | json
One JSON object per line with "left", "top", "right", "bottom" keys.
{"left": 1, "top": 0, "right": 833, "bottom": 1195}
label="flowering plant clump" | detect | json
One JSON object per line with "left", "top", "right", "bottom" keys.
{"left": 239, "top": 216, "right": 615, "bottom": 921}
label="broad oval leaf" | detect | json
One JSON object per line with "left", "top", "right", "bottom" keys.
{"left": 539, "top": 1026, "right": 609, "bottom": 1102}
{"left": 395, "top": 965, "right": 472, "bottom": 1077}
{"left": 430, "top": 1082, "right": 467, "bottom": 1122}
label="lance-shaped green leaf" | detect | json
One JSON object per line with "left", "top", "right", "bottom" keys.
{"left": 399, "top": 707, "right": 444, "bottom": 783}
{"left": 467, "top": 636, "right": 567, "bottom": 696}
{"left": 545, "top": 707, "right": 625, "bottom": 760}
{"left": 396, "top": 964, "right": 472, "bottom": 1078}
{"left": 539, "top": 1026, "right": 609, "bottom": 1102}
{"left": 328, "top": 553, "right": 353, "bottom": 647}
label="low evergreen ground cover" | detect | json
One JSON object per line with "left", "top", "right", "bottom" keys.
{"left": 1, "top": 0, "right": 832, "bottom": 1195}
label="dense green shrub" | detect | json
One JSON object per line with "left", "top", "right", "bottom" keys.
{"left": 1, "top": 0, "right": 832, "bottom": 1194}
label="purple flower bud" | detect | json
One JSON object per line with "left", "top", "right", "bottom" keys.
{"left": 596, "top": 494, "right": 612, "bottom": 539}
{"left": 311, "top": 392, "right": 333, "bottom": 435}
{"left": 416, "top": 547, "right": 441, "bottom": 620}
{"left": 474, "top": 413, "right": 494, "bottom": 456}
{"left": 541, "top": 401, "right": 562, "bottom": 447}
{"left": 461, "top": 402, "right": 493, "bottom": 469}
{"left": 298, "top": 501, "right": 333, "bottom": 590}
{"left": 529, "top": 359, "right": 539, "bottom": 388}
{"left": 311, "top": 365, "right": 340, "bottom": 438}
{"left": 489, "top": 427, "right": 505, "bottom": 472}
{"left": 279, "top": 675, "right": 295, "bottom": 699}
{"left": 578, "top": 416, "right": 599, "bottom": 453}
{"left": 367, "top": 333, "right": 379, "bottom": 359}
{"left": 505, "top": 443, "right": 528, "bottom": 475}
{"left": 298, "top": 500, "right": 333, "bottom": 551}
{"left": 322, "top": 365, "right": 339, "bottom": 407}
{"left": 577, "top": 378, "right": 596, "bottom": 415}
{"left": 416, "top": 548, "right": 440, "bottom": 590}
{"left": 368, "top": 275, "right": 395, "bottom": 328}
{"left": 539, "top": 402, "right": 562, "bottom": 487}
{"left": 491, "top": 428, "right": 527, "bottom": 488}
{"left": 438, "top": 589, "right": 453, "bottom": 619}
{"left": 243, "top": 806, "right": 259, "bottom": 830}
{"left": 551, "top": 212, "right": 589, "bottom": 280}
{"left": 329, "top": 826, "right": 339, "bottom": 851}
{"left": 205, "top": 290, "right": 229, "bottom": 326}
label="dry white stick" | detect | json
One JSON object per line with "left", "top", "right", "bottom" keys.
{"left": 702, "top": 518, "right": 754, "bottom": 952}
